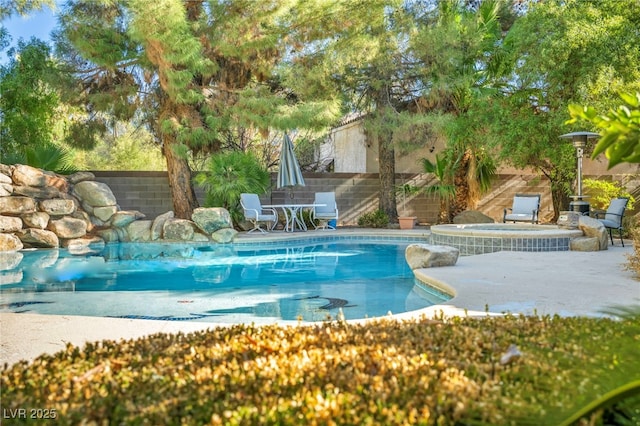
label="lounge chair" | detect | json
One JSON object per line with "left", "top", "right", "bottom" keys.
{"left": 312, "top": 192, "right": 339, "bottom": 230}
{"left": 503, "top": 193, "right": 540, "bottom": 224}
{"left": 594, "top": 197, "right": 629, "bottom": 246}
{"left": 240, "top": 193, "right": 278, "bottom": 233}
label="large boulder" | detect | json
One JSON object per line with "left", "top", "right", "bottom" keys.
{"left": 63, "top": 236, "right": 106, "bottom": 255}
{"left": 163, "top": 218, "right": 196, "bottom": 241}
{"left": 405, "top": 244, "right": 460, "bottom": 269}
{"left": 93, "top": 205, "right": 118, "bottom": 222}
{"left": 0, "top": 215, "right": 22, "bottom": 232}
{"left": 43, "top": 172, "right": 69, "bottom": 193}
{"left": 16, "top": 228, "right": 59, "bottom": 248}
{"left": 453, "top": 210, "right": 494, "bottom": 224}
{"left": 0, "top": 164, "right": 11, "bottom": 174}
{"left": 0, "top": 182, "right": 12, "bottom": 197}
{"left": 210, "top": 228, "right": 238, "bottom": 243}
{"left": 557, "top": 211, "right": 580, "bottom": 229}
{"left": 111, "top": 210, "right": 145, "bottom": 227}
{"left": 192, "top": 232, "right": 211, "bottom": 242}
{"left": 0, "top": 251, "right": 23, "bottom": 270}
{"left": 12, "top": 185, "right": 64, "bottom": 199}
{"left": 191, "top": 207, "right": 232, "bottom": 234}
{"left": 12, "top": 164, "right": 46, "bottom": 187}
{"left": 578, "top": 216, "right": 608, "bottom": 250}
{"left": 39, "top": 199, "right": 76, "bottom": 216}
{"left": 0, "top": 233, "right": 23, "bottom": 251}
{"left": 95, "top": 228, "right": 121, "bottom": 243}
{"left": 570, "top": 237, "right": 600, "bottom": 252}
{"left": 73, "top": 181, "right": 117, "bottom": 207}
{"left": 47, "top": 217, "right": 88, "bottom": 239}
{"left": 150, "top": 211, "right": 174, "bottom": 240}
{"left": 67, "top": 171, "right": 95, "bottom": 184}
{"left": 22, "top": 212, "right": 50, "bottom": 229}
{"left": 70, "top": 210, "right": 94, "bottom": 233}
{"left": 125, "top": 220, "right": 153, "bottom": 242}
{"left": 0, "top": 196, "right": 36, "bottom": 215}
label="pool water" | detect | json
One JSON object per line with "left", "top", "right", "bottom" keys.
{"left": 0, "top": 240, "right": 450, "bottom": 324}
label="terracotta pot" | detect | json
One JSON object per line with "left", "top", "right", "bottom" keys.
{"left": 398, "top": 216, "right": 417, "bottom": 230}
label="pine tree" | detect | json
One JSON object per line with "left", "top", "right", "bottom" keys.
{"left": 55, "top": 0, "right": 341, "bottom": 218}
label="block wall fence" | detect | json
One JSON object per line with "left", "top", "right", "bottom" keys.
{"left": 92, "top": 171, "right": 632, "bottom": 226}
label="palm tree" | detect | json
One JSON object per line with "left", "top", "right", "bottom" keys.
{"left": 2, "top": 143, "right": 77, "bottom": 174}
{"left": 194, "top": 151, "right": 271, "bottom": 226}
{"left": 420, "top": 154, "right": 456, "bottom": 223}
{"left": 412, "top": 0, "right": 507, "bottom": 219}
{"left": 421, "top": 145, "right": 496, "bottom": 223}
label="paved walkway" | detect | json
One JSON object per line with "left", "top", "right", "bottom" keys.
{"left": 411, "top": 244, "right": 640, "bottom": 318}
{"left": 1, "top": 229, "right": 639, "bottom": 367}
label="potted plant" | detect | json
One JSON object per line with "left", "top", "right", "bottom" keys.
{"left": 396, "top": 183, "right": 418, "bottom": 229}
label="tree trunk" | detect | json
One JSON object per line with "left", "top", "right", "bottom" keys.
{"left": 451, "top": 149, "right": 471, "bottom": 219}
{"left": 550, "top": 180, "right": 570, "bottom": 223}
{"left": 378, "top": 133, "right": 398, "bottom": 222}
{"left": 439, "top": 198, "right": 451, "bottom": 224}
{"left": 163, "top": 138, "right": 199, "bottom": 219}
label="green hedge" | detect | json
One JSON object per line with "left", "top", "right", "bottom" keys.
{"left": 2, "top": 314, "right": 639, "bottom": 425}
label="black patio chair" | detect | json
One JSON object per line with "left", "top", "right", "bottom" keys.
{"left": 594, "top": 197, "right": 629, "bottom": 247}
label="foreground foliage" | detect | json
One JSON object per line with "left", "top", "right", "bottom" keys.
{"left": 583, "top": 178, "right": 636, "bottom": 212}
{"left": 625, "top": 226, "right": 640, "bottom": 279}
{"left": 2, "top": 315, "right": 639, "bottom": 425}
{"left": 569, "top": 92, "right": 640, "bottom": 169}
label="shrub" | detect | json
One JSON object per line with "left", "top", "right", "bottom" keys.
{"left": 626, "top": 219, "right": 640, "bottom": 278}
{"left": 300, "top": 208, "right": 318, "bottom": 229}
{"left": 2, "top": 315, "right": 639, "bottom": 425}
{"left": 194, "top": 151, "right": 271, "bottom": 225}
{"left": 357, "top": 209, "right": 389, "bottom": 228}
{"left": 583, "top": 178, "right": 636, "bottom": 211}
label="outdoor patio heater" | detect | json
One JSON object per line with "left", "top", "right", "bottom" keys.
{"left": 560, "top": 131, "right": 600, "bottom": 215}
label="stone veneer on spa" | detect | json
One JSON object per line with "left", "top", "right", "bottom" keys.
{"left": 429, "top": 224, "right": 584, "bottom": 256}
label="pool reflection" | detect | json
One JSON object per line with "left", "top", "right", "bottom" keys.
{"left": 0, "top": 240, "right": 450, "bottom": 322}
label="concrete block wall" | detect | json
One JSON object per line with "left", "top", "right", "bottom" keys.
{"left": 268, "top": 173, "right": 397, "bottom": 226}
{"left": 93, "top": 171, "right": 561, "bottom": 225}
{"left": 477, "top": 174, "right": 554, "bottom": 223}
{"left": 92, "top": 172, "right": 175, "bottom": 220}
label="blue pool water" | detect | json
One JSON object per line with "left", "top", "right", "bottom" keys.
{"left": 0, "top": 239, "right": 450, "bottom": 323}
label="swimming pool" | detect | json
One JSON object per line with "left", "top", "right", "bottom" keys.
{"left": 0, "top": 238, "right": 450, "bottom": 324}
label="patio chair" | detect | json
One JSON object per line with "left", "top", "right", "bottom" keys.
{"left": 240, "top": 193, "right": 278, "bottom": 234}
{"left": 594, "top": 197, "right": 629, "bottom": 247}
{"left": 312, "top": 192, "right": 339, "bottom": 230}
{"left": 503, "top": 193, "right": 540, "bottom": 224}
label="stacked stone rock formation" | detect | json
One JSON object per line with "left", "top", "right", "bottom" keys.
{"left": 0, "top": 164, "right": 237, "bottom": 252}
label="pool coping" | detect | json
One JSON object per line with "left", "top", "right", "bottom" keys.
{"left": 430, "top": 223, "right": 584, "bottom": 238}
{"left": 2, "top": 228, "right": 639, "bottom": 367}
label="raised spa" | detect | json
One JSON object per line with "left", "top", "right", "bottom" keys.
{"left": 429, "top": 223, "right": 583, "bottom": 255}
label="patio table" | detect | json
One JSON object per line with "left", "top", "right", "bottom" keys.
{"left": 263, "top": 203, "right": 325, "bottom": 232}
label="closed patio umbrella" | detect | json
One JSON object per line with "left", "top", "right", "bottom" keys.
{"left": 277, "top": 133, "right": 305, "bottom": 190}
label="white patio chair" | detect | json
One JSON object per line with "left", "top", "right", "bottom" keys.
{"left": 312, "top": 192, "right": 338, "bottom": 230}
{"left": 240, "top": 193, "right": 278, "bottom": 234}
{"left": 503, "top": 193, "right": 540, "bottom": 224}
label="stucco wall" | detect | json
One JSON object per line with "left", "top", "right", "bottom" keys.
{"left": 329, "top": 121, "right": 368, "bottom": 173}
{"left": 326, "top": 118, "right": 640, "bottom": 177}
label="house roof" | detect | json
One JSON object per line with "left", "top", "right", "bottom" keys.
{"left": 332, "top": 111, "right": 366, "bottom": 129}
